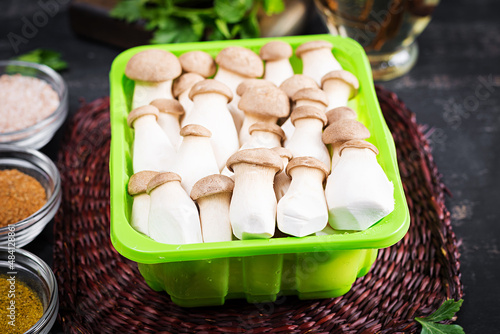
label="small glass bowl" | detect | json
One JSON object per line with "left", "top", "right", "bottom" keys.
{"left": 0, "top": 145, "right": 61, "bottom": 247}
{"left": 0, "top": 248, "right": 59, "bottom": 333}
{"left": 0, "top": 60, "right": 68, "bottom": 149}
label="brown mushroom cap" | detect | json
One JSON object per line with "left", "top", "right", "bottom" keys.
{"left": 180, "top": 124, "right": 212, "bottom": 138}
{"left": 290, "top": 105, "right": 328, "bottom": 126}
{"left": 190, "top": 174, "right": 234, "bottom": 201}
{"left": 325, "top": 106, "right": 357, "bottom": 124}
{"left": 248, "top": 122, "right": 286, "bottom": 141}
{"left": 125, "top": 49, "right": 182, "bottom": 82}
{"left": 179, "top": 51, "right": 216, "bottom": 78}
{"left": 238, "top": 86, "right": 290, "bottom": 118}
{"left": 146, "top": 172, "right": 182, "bottom": 194}
{"left": 286, "top": 156, "right": 330, "bottom": 179}
{"left": 188, "top": 79, "right": 233, "bottom": 102}
{"left": 226, "top": 148, "right": 283, "bottom": 173}
{"left": 292, "top": 87, "right": 328, "bottom": 106}
{"left": 215, "top": 47, "right": 264, "bottom": 78}
{"left": 322, "top": 119, "right": 370, "bottom": 144}
{"left": 127, "top": 105, "right": 159, "bottom": 128}
{"left": 172, "top": 73, "right": 204, "bottom": 98}
{"left": 150, "top": 99, "right": 185, "bottom": 116}
{"left": 236, "top": 79, "right": 276, "bottom": 97}
{"left": 279, "top": 75, "right": 318, "bottom": 99}
{"left": 128, "top": 171, "right": 159, "bottom": 196}
{"left": 259, "top": 41, "right": 293, "bottom": 61}
{"left": 339, "top": 139, "right": 379, "bottom": 156}
{"left": 271, "top": 147, "right": 293, "bottom": 160}
{"left": 295, "top": 40, "right": 333, "bottom": 57}
{"left": 321, "top": 70, "right": 359, "bottom": 98}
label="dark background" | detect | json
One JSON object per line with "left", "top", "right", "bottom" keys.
{"left": 1, "top": 0, "right": 499, "bottom": 332}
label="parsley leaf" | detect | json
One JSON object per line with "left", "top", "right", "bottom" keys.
{"left": 110, "top": 0, "right": 144, "bottom": 23}
{"left": 415, "top": 299, "right": 465, "bottom": 334}
{"left": 262, "top": 0, "right": 285, "bottom": 15}
{"left": 12, "top": 49, "right": 68, "bottom": 72}
{"left": 214, "top": 0, "right": 253, "bottom": 24}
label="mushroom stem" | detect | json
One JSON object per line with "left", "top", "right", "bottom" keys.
{"left": 179, "top": 90, "right": 194, "bottom": 126}
{"left": 132, "top": 80, "right": 173, "bottom": 109}
{"left": 131, "top": 193, "right": 150, "bottom": 235}
{"left": 281, "top": 100, "right": 327, "bottom": 146}
{"left": 286, "top": 118, "right": 331, "bottom": 169}
{"left": 197, "top": 193, "right": 233, "bottom": 242}
{"left": 273, "top": 151, "right": 292, "bottom": 201}
{"left": 264, "top": 59, "right": 294, "bottom": 86}
{"left": 323, "top": 80, "right": 353, "bottom": 110}
{"left": 214, "top": 68, "right": 246, "bottom": 131}
{"left": 277, "top": 164, "right": 328, "bottom": 237}
{"left": 300, "top": 49, "right": 342, "bottom": 86}
{"left": 240, "top": 130, "right": 281, "bottom": 150}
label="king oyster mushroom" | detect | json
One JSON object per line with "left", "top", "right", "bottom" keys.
{"left": 226, "top": 148, "right": 283, "bottom": 240}
{"left": 325, "top": 106, "right": 358, "bottom": 125}
{"left": 259, "top": 40, "right": 294, "bottom": 86}
{"left": 321, "top": 70, "right": 359, "bottom": 111}
{"left": 179, "top": 51, "right": 216, "bottom": 78}
{"left": 325, "top": 139, "right": 394, "bottom": 231}
{"left": 236, "top": 79, "right": 276, "bottom": 97}
{"left": 127, "top": 170, "right": 159, "bottom": 235}
{"left": 183, "top": 79, "right": 239, "bottom": 171}
{"left": 127, "top": 105, "right": 175, "bottom": 173}
{"left": 149, "top": 98, "right": 184, "bottom": 149}
{"left": 271, "top": 147, "right": 293, "bottom": 201}
{"left": 172, "top": 73, "right": 204, "bottom": 127}
{"left": 125, "top": 49, "right": 182, "bottom": 109}
{"left": 191, "top": 174, "right": 235, "bottom": 243}
{"left": 277, "top": 156, "right": 330, "bottom": 237}
{"left": 214, "top": 47, "right": 264, "bottom": 131}
{"left": 295, "top": 40, "right": 342, "bottom": 86}
{"left": 147, "top": 172, "right": 203, "bottom": 244}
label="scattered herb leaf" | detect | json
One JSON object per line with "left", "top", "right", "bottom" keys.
{"left": 415, "top": 299, "right": 465, "bottom": 334}
{"left": 11, "top": 49, "right": 68, "bottom": 72}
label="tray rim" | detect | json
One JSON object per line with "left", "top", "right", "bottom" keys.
{"left": 109, "top": 34, "right": 410, "bottom": 264}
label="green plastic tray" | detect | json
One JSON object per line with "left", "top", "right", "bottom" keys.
{"left": 109, "top": 34, "right": 410, "bottom": 307}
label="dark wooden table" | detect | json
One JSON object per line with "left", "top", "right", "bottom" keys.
{"left": 1, "top": 0, "right": 499, "bottom": 332}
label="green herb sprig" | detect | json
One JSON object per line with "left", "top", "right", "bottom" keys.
{"left": 415, "top": 299, "right": 465, "bottom": 334}
{"left": 12, "top": 49, "right": 68, "bottom": 72}
{"left": 110, "top": 0, "right": 285, "bottom": 44}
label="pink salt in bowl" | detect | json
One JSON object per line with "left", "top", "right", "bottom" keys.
{"left": 0, "top": 61, "right": 68, "bottom": 149}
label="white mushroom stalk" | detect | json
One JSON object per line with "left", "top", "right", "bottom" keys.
{"left": 325, "top": 140, "right": 394, "bottom": 231}
{"left": 191, "top": 174, "right": 235, "bottom": 243}
{"left": 285, "top": 105, "right": 331, "bottom": 170}
{"left": 295, "top": 40, "right": 342, "bottom": 86}
{"left": 322, "top": 118, "right": 370, "bottom": 170}
{"left": 227, "top": 148, "right": 283, "bottom": 239}
{"left": 150, "top": 98, "right": 184, "bottom": 149}
{"left": 214, "top": 47, "right": 264, "bottom": 131}
{"left": 125, "top": 49, "right": 182, "bottom": 109}
{"left": 238, "top": 85, "right": 289, "bottom": 146}
{"left": 170, "top": 125, "right": 219, "bottom": 195}
{"left": 147, "top": 172, "right": 203, "bottom": 244}
{"left": 321, "top": 70, "right": 359, "bottom": 110}
{"left": 127, "top": 105, "right": 176, "bottom": 173}
{"left": 183, "top": 79, "right": 239, "bottom": 171}
{"left": 172, "top": 73, "right": 204, "bottom": 127}
{"left": 260, "top": 41, "right": 294, "bottom": 86}
{"left": 271, "top": 147, "right": 293, "bottom": 201}
{"left": 241, "top": 122, "right": 285, "bottom": 150}
{"left": 277, "top": 157, "right": 329, "bottom": 237}
{"left": 179, "top": 50, "right": 216, "bottom": 78}
{"left": 127, "top": 171, "right": 158, "bottom": 235}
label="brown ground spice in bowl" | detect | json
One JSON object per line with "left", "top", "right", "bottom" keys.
{"left": 0, "top": 169, "right": 46, "bottom": 227}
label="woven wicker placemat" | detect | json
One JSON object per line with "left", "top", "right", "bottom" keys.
{"left": 53, "top": 86, "right": 463, "bottom": 334}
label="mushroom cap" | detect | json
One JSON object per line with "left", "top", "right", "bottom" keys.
{"left": 290, "top": 105, "right": 328, "bottom": 126}
{"left": 271, "top": 147, "right": 293, "bottom": 160}
{"left": 339, "top": 139, "right": 379, "bottom": 156}
{"left": 249, "top": 122, "right": 286, "bottom": 141}
{"left": 236, "top": 79, "right": 276, "bottom": 97}
{"left": 128, "top": 171, "right": 159, "bottom": 196}
{"left": 127, "top": 105, "right": 159, "bottom": 128}
{"left": 188, "top": 79, "right": 233, "bottom": 102}
{"left": 286, "top": 156, "right": 330, "bottom": 179}
{"left": 291, "top": 87, "right": 328, "bottom": 106}
{"left": 321, "top": 70, "right": 360, "bottom": 98}
{"left": 180, "top": 124, "right": 212, "bottom": 138}
{"left": 226, "top": 148, "right": 283, "bottom": 173}
{"left": 190, "top": 174, "right": 234, "bottom": 201}
{"left": 238, "top": 86, "right": 290, "bottom": 118}
{"left": 179, "top": 51, "right": 216, "bottom": 78}
{"left": 259, "top": 41, "right": 293, "bottom": 61}
{"left": 125, "top": 49, "right": 182, "bottom": 82}
{"left": 147, "top": 172, "right": 182, "bottom": 194}
{"left": 215, "top": 46, "right": 264, "bottom": 78}
{"left": 325, "top": 106, "right": 357, "bottom": 124}
{"left": 150, "top": 99, "right": 185, "bottom": 115}
{"left": 295, "top": 40, "right": 333, "bottom": 57}
{"left": 172, "top": 73, "right": 204, "bottom": 97}
{"left": 322, "top": 119, "right": 370, "bottom": 144}
{"left": 279, "top": 75, "right": 318, "bottom": 99}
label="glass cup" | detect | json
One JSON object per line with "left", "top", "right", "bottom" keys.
{"left": 314, "top": 0, "right": 440, "bottom": 81}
